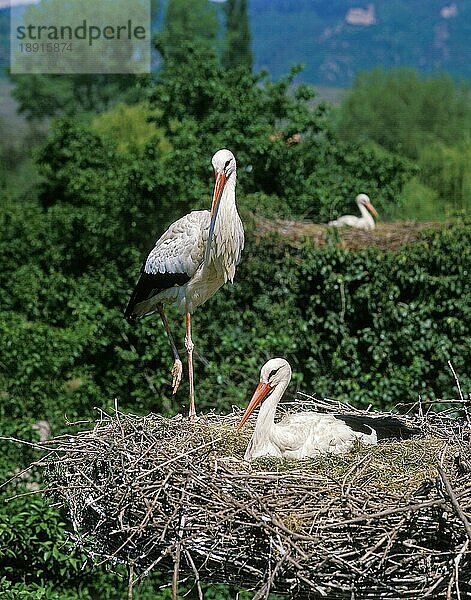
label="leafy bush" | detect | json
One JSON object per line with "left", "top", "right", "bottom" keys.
{"left": 0, "top": 494, "right": 81, "bottom": 587}
{"left": 151, "top": 45, "right": 414, "bottom": 220}
{"left": 419, "top": 137, "right": 471, "bottom": 215}
{"left": 336, "top": 68, "right": 471, "bottom": 216}
{"left": 0, "top": 580, "right": 80, "bottom": 600}
{"left": 194, "top": 225, "right": 471, "bottom": 409}
{"left": 388, "top": 177, "right": 442, "bottom": 222}
{"left": 91, "top": 102, "right": 172, "bottom": 156}
{"left": 337, "top": 68, "right": 471, "bottom": 160}
{"left": 2, "top": 219, "right": 468, "bottom": 428}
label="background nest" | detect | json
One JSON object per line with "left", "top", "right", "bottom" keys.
{"left": 39, "top": 397, "right": 471, "bottom": 599}
{"left": 254, "top": 218, "right": 448, "bottom": 251}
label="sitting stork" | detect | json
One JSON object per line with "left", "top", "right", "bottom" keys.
{"left": 329, "top": 193, "right": 378, "bottom": 231}
{"left": 238, "top": 358, "right": 419, "bottom": 460}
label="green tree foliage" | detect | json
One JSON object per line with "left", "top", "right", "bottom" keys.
{"left": 157, "top": 0, "right": 219, "bottom": 62}
{"left": 0, "top": 117, "right": 466, "bottom": 432}
{"left": 336, "top": 67, "right": 471, "bottom": 216}
{"left": 337, "top": 68, "right": 471, "bottom": 160}
{"left": 0, "top": 495, "right": 82, "bottom": 587}
{"left": 10, "top": 0, "right": 151, "bottom": 120}
{"left": 419, "top": 137, "right": 471, "bottom": 213}
{"left": 91, "top": 101, "right": 172, "bottom": 155}
{"left": 12, "top": 72, "right": 139, "bottom": 120}
{"left": 152, "top": 45, "right": 413, "bottom": 220}
{"left": 393, "top": 178, "right": 442, "bottom": 221}
{"left": 223, "top": 0, "right": 253, "bottom": 71}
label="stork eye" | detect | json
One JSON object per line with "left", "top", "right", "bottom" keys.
{"left": 268, "top": 368, "right": 279, "bottom": 381}
{"left": 224, "top": 159, "right": 231, "bottom": 170}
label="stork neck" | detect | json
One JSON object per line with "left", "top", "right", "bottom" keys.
{"left": 358, "top": 203, "right": 374, "bottom": 224}
{"left": 219, "top": 171, "right": 237, "bottom": 211}
{"left": 210, "top": 171, "right": 241, "bottom": 267}
{"left": 253, "top": 374, "right": 291, "bottom": 433}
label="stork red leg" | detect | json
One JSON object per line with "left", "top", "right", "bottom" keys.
{"left": 185, "top": 312, "right": 196, "bottom": 420}
{"left": 157, "top": 304, "right": 183, "bottom": 394}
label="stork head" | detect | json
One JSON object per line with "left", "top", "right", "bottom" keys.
{"left": 206, "top": 149, "right": 237, "bottom": 264}
{"left": 212, "top": 148, "right": 236, "bottom": 178}
{"left": 210, "top": 150, "right": 236, "bottom": 217}
{"left": 356, "top": 193, "right": 378, "bottom": 218}
{"left": 237, "top": 358, "right": 292, "bottom": 429}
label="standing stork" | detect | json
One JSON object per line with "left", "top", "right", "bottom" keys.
{"left": 125, "top": 149, "right": 244, "bottom": 419}
{"left": 238, "top": 358, "right": 418, "bottom": 460}
{"left": 328, "top": 193, "right": 378, "bottom": 231}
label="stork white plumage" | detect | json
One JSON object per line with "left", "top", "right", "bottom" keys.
{"left": 238, "top": 358, "right": 418, "bottom": 460}
{"left": 329, "top": 193, "right": 378, "bottom": 231}
{"left": 125, "top": 149, "right": 244, "bottom": 419}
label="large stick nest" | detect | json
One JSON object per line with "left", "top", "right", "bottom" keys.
{"left": 38, "top": 397, "right": 471, "bottom": 598}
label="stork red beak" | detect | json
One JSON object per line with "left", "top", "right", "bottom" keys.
{"left": 237, "top": 382, "right": 272, "bottom": 430}
{"left": 205, "top": 171, "right": 227, "bottom": 264}
{"left": 210, "top": 172, "right": 227, "bottom": 217}
{"left": 365, "top": 201, "right": 378, "bottom": 218}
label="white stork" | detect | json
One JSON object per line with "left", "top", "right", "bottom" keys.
{"left": 125, "top": 149, "right": 244, "bottom": 419}
{"left": 328, "top": 193, "right": 378, "bottom": 231}
{"left": 238, "top": 358, "right": 418, "bottom": 460}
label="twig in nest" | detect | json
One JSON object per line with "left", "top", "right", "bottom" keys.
{"left": 448, "top": 360, "right": 470, "bottom": 426}
{"left": 437, "top": 465, "right": 471, "bottom": 543}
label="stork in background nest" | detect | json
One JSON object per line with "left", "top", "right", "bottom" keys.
{"left": 329, "top": 193, "right": 379, "bottom": 231}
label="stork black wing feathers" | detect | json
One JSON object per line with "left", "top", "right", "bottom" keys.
{"left": 124, "top": 270, "right": 191, "bottom": 323}
{"left": 334, "top": 414, "right": 420, "bottom": 440}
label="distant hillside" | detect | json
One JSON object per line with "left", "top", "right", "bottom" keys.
{"left": 249, "top": 0, "right": 471, "bottom": 85}
{"left": 1, "top": 1, "right": 471, "bottom": 87}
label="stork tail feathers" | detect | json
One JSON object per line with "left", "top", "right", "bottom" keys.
{"left": 334, "top": 414, "right": 420, "bottom": 441}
